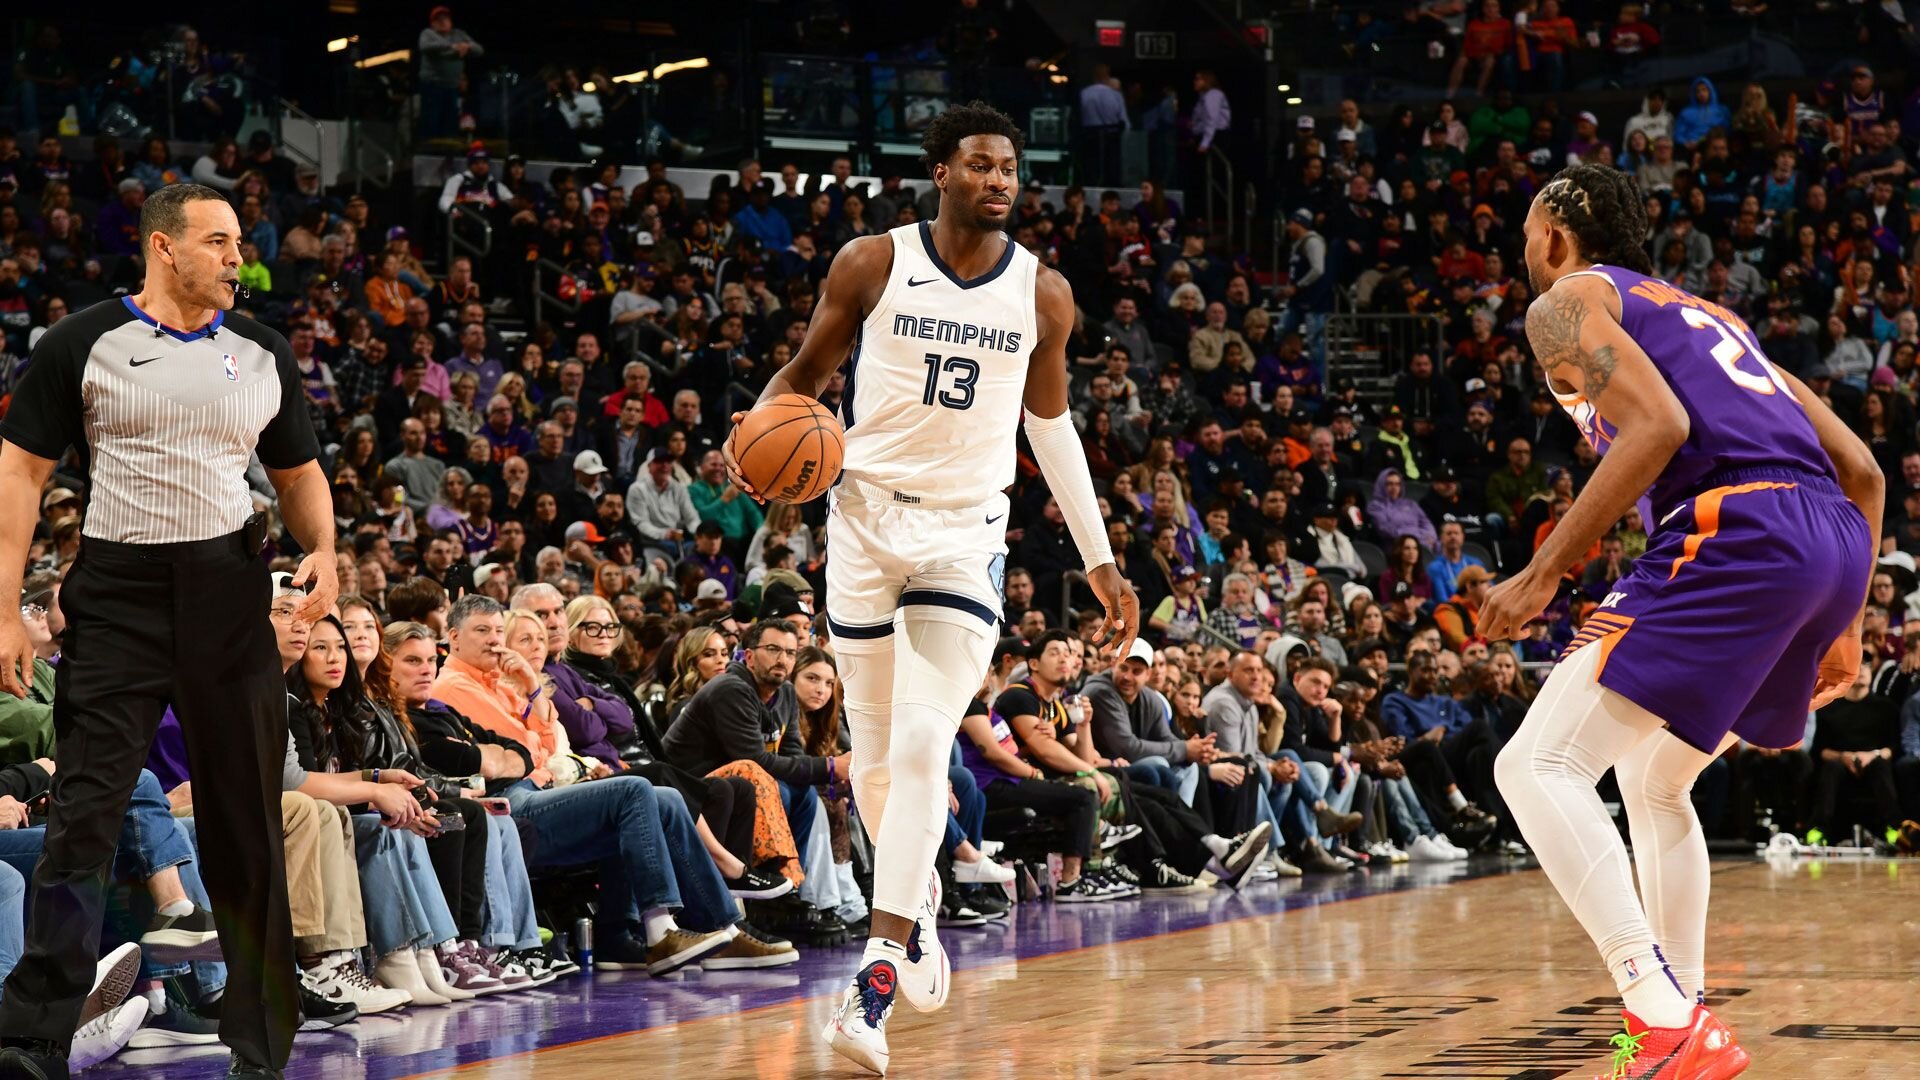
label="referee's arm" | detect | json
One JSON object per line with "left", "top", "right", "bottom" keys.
{"left": 0, "top": 442, "right": 57, "bottom": 697}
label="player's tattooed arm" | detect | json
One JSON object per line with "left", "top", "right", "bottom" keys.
{"left": 1527, "top": 285, "right": 1617, "bottom": 404}
{"left": 1482, "top": 273, "right": 1690, "bottom": 639}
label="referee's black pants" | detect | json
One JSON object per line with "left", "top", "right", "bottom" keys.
{"left": 0, "top": 533, "right": 298, "bottom": 1068}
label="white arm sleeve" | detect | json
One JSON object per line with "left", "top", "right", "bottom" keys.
{"left": 1024, "top": 409, "right": 1115, "bottom": 572}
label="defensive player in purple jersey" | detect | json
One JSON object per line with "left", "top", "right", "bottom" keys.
{"left": 1477, "top": 164, "right": 1881, "bottom": 1080}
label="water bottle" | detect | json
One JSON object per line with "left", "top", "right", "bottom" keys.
{"left": 574, "top": 918, "right": 594, "bottom": 968}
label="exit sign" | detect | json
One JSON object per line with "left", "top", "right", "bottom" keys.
{"left": 1095, "top": 19, "right": 1125, "bottom": 47}
{"left": 1135, "top": 31, "right": 1176, "bottom": 59}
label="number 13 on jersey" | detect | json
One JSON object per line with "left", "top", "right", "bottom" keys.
{"left": 921, "top": 353, "right": 980, "bottom": 410}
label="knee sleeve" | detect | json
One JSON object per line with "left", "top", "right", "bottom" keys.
{"left": 837, "top": 641, "right": 896, "bottom": 838}
{"left": 866, "top": 616, "right": 992, "bottom": 921}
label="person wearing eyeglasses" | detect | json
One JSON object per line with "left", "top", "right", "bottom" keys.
{"left": 662, "top": 621, "right": 851, "bottom": 866}
{"left": 423, "top": 593, "right": 741, "bottom": 975}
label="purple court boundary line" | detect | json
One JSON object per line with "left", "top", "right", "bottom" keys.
{"left": 381, "top": 862, "right": 1539, "bottom": 1080}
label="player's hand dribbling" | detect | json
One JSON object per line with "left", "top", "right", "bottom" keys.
{"left": 1086, "top": 563, "right": 1140, "bottom": 661}
{"left": 1476, "top": 567, "right": 1559, "bottom": 643}
{"left": 721, "top": 411, "right": 764, "bottom": 503}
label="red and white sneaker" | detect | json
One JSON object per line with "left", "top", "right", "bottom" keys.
{"left": 1599, "top": 1006, "right": 1750, "bottom": 1079}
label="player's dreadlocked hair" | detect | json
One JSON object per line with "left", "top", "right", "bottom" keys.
{"left": 920, "top": 100, "right": 1026, "bottom": 178}
{"left": 1537, "top": 164, "right": 1652, "bottom": 275}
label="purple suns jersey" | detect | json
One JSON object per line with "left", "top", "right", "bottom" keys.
{"left": 1542, "top": 264, "right": 1870, "bottom": 751}
{"left": 1547, "top": 264, "right": 1834, "bottom": 514}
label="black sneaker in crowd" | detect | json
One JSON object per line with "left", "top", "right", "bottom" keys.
{"left": 960, "top": 886, "right": 1010, "bottom": 920}
{"left": 778, "top": 905, "right": 850, "bottom": 947}
{"left": 1452, "top": 803, "right": 1499, "bottom": 834}
{"left": 1089, "top": 868, "right": 1139, "bottom": 898}
{"left": 296, "top": 985, "right": 357, "bottom": 1032}
{"left": 725, "top": 865, "right": 795, "bottom": 901}
{"left": 593, "top": 935, "right": 654, "bottom": 972}
{"left": 1053, "top": 876, "right": 1110, "bottom": 904}
{"left": 510, "top": 948, "right": 559, "bottom": 987}
{"left": 540, "top": 941, "right": 581, "bottom": 980}
{"left": 1142, "top": 860, "right": 1208, "bottom": 892}
{"left": 127, "top": 979, "right": 221, "bottom": 1048}
{"left": 140, "top": 905, "right": 222, "bottom": 964}
{"left": 935, "top": 895, "right": 988, "bottom": 928}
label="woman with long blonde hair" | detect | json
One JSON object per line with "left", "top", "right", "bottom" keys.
{"left": 546, "top": 593, "right": 795, "bottom": 899}
{"left": 667, "top": 626, "right": 731, "bottom": 719}
{"left": 748, "top": 502, "right": 816, "bottom": 572}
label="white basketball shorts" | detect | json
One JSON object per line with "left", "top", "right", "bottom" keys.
{"left": 824, "top": 476, "right": 1009, "bottom": 644}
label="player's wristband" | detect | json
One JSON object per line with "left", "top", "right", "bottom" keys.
{"left": 1022, "top": 409, "right": 1114, "bottom": 573}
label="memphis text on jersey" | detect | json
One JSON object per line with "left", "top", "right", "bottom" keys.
{"left": 891, "top": 313, "right": 1024, "bottom": 354}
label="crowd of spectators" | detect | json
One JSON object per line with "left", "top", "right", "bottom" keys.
{"left": 4, "top": 3, "right": 1920, "bottom": 1065}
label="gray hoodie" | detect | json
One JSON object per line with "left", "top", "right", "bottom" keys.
{"left": 1623, "top": 95, "right": 1672, "bottom": 148}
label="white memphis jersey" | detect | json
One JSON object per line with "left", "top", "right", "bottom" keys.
{"left": 839, "top": 221, "right": 1038, "bottom": 506}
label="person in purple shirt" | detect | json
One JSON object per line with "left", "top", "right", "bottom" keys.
{"left": 480, "top": 394, "right": 535, "bottom": 463}
{"left": 443, "top": 324, "right": 506, "bottom": 401}
{"left": 684, "top": 522, "right": 739, "bottom": 599}
{"left": 1478, "top": 162, "right": 1880, "bottom": 1069}
{"left": 93, "top": 179, "right": 147, "bottom": 257}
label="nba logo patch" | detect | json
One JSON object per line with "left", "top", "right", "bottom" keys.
{"left": 1625, "top": 958, "right": 1639, "bottom": 980}
{"left": 222, "top": 353, "right": 238, "bottom": 381}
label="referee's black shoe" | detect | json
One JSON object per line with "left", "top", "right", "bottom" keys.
{"left": 227, "top": 1052, "right": 283, "bottom": 1077}
{"left": 0, "top": 1043, "right": 66, "bottom": 1079}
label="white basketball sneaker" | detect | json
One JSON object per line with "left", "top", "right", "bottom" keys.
{"left": 822, "top": 954, "right": 901, "bottom": 1075}
{"left": 898, "top": 870, "right": 950, "bottom": 1013}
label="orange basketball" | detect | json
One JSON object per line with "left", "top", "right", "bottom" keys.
{"left": 731, "top": 394, "right": 845, "bottom": 504}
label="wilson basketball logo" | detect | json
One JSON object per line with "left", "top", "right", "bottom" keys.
{"left": 774, "top": 458, "right": 817, "bottom": 502}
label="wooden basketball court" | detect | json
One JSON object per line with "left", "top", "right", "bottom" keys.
{"left": 365, "top": 856, "right": 1917, "bottom": 1080}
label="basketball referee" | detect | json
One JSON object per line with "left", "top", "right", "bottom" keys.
{"left": 0, "top": 184, "right": 336, "bottom": 1079}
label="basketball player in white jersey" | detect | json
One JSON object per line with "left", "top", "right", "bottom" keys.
{"left": 723, "top": 103, "right": 1138, "bottom": 1074}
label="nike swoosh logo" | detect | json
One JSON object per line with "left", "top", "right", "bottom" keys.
{"left": 129, "top": 356, "right": 164, "bottom": 367}
{"left": 1636, "top": 1041, "right": 1686, "bottom": 1077}
{"left": 907, "top": 276, "right": 937, "bottom": 287}
{"left": 986, "top": 513, "right": 1004, "bottom": 524}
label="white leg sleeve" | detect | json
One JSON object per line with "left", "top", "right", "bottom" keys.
{"left": 868, "top": 614, "right": 993, "bottom": 922}
{"left": 1493, "top": 644, "right": 1672, "bottom": 981}
{"left": 837, "top": 640, "right": 896, "bottom": 841}
{"left": 1616, "top": 729, "right": 1732, "bottom": 1002}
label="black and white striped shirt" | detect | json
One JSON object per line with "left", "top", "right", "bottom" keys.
{"left": 0, "top": 296, "right": 318, "bottom": 544}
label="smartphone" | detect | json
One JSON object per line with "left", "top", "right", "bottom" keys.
{"left": 429, "top": 813, "right": 466, "bottom": 835}
{"left": 478, "top": 798, "right": 512, "bottom": 816}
